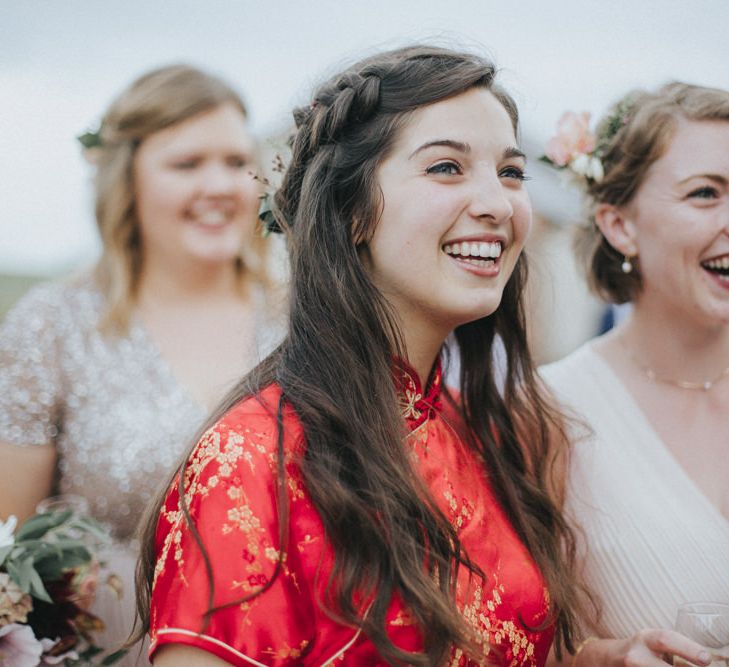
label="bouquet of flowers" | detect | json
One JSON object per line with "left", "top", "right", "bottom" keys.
{"left": 0, "top": 506, "right": 126, "bottom": 667}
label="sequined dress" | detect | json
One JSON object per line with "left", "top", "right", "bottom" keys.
{"left": 149, "top": 363, "right": 555, "bottom": 666}
{"left": 0, "top": 274, "right": 285, "bottom": 665}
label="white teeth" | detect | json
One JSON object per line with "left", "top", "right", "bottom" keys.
{"left": 443, "top": 241, "right": 502, "bottom": 258}
{"left": 704, "top": 256, "right": 729, "bottom": 270}
{"left": 195, "top": 211, "right": 228, "bottom": 226}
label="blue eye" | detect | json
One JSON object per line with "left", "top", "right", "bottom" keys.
{"left": 500, "top": 166, "right": 529, "bottom": 181}
{"left": 426, "top": 161, "right": 461, "bottom": 176}
{"left": 689, "top": 186, "right": 719, "bottom": 199}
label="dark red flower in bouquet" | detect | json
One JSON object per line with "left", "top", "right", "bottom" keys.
{"left": 25, "top": 570, "right": 104, "bottom": 649}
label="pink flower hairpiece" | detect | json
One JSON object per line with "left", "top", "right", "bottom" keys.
{"left": 541, "top": 111, "right": 604, "bottom": 183}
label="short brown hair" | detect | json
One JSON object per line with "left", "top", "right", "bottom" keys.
{"left": 577, "top": 82, "right": 729, "bottom": 303}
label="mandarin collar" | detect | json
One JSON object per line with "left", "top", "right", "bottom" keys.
{"left": 394, "top": 357, "right": 443, "bottom": 430}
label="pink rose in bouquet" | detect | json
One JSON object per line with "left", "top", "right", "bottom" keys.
{"left": 0, "top": 623, "right": 43, "bottom": 667}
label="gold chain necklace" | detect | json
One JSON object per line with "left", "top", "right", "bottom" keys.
{"left": 621, "top": 337, "right": 729, "bottom": 392}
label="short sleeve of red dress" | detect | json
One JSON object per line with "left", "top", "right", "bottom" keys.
{"left": 149, "top": 386, "right": 317, "bottom": 666}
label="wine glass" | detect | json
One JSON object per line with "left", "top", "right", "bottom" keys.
{"left": 675, "top": 602, "right": 729, "bottom": 666}
{"left": 36, "top": 493, "right": 89, "bottom": 516}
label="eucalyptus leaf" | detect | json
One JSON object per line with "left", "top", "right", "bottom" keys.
{"left": 6, "top": 556, "right": 36, "bottom": 592}
{"left": 78, "top": 645, "right": 104, "bottom": 660}
{"left": 38, "top": 538, "right": 93, "bottom": 553}
{"left": 9, "top": 545, "right": 26, "bottom": 559}
{"left": 0, "top": 544, "right": 12, "bottom": 567}
{"left": 73, "top": 515, "right": 109, "bottom": 537}
{"left": 27, "top": 565, "right": 52, "bottom": 603}
{"left": 100, "top": 648, "right": 129, "bottom": 665}
{"left": 32, "top": 554, "right": 65, "bottom": 581}
{"left": 11, "top": 537, "right": 52, "bottom": 552}
{"left": 16, "top": 509, "right": 73, "bottom": 540}
{"left": 33, "top": 547, "right": 92, "bottom": 578}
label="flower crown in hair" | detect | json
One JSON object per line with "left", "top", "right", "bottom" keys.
{"left": 257, "top": 153, "right": 287, "bottom": 236}
{"left": 540, "top": 100, "right": 632, "bottom": 185}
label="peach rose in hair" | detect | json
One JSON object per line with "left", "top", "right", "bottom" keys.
{"left": 545, "top": 111, "right": 597, "bottom": 166}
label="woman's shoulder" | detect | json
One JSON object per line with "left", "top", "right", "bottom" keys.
{"left": 188, "top": 385, "right": 304, "bottom": 480}
{"left": 2, "top": 271, "right": 102, "bottom": 329}
{"left": 151, "top": 384, "right": 319, "bottom": 665}
{"left": 217, "top": 384, "right": 300, "bottom": 439}
{"left": 538, "top": 340, "right": 602, "bottom": 389}
{"left": 155, "top": 384, "right": 308, "bottom": 585}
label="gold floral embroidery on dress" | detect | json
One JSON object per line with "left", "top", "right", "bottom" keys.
{"left": 296, "top": 533, "right": 321, "bottom": 553}
{"left": 394, "top": 359, "right": 443, "bottom": 429}
{"left": 399, "top": 385, "right": 423, "bottom": 421}
{"left": 449, "top": 572, "right": 542, "bottom": 667}
{"left": 262, "top": 638, "right": 311, "bottom": 660}
{"left": 389, "top": 608, "right": 417, "bottom": 627}
{"left": 153, "top": 421, "right": 302, "bottom": 597}
{"left": 404, "top": 419, "right": 431, "bottom": 460}
{"left": 442, "top": 480, "right": 476, "bottom": 531}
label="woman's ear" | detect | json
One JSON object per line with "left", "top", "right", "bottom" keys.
{"left": 594, "top": 203, "right": 638, "bottom": 257}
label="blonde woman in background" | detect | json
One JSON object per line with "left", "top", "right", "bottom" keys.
{"left": 541, "top": 83, "right": 729, "bottom": 666}
{"left": 0, "top": 65, "right": 286, "bottom": 663}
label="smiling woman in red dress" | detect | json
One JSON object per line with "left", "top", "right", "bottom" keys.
{"left": 135, "top": 45, "right": 587, "bottom": 666}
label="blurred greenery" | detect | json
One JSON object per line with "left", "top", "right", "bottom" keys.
{"left": 0, "top": 272, "right": 45, "bottom": 319}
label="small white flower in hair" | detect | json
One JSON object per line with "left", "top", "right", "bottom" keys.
{"left": 588, "top": 156, "right": 604, "bottom": 183}
{"left": 569, "top": 153, "right": 591, "bottom": 176}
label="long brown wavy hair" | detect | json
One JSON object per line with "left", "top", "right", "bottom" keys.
{"left": 135, "top": 45, "right": 583, "bottom": 665}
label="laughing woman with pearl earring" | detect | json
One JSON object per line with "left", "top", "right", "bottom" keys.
{"left": 541, "top": 82, "right": 729, "bottom": 666}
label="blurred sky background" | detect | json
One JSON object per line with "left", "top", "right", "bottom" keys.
{"left": 2, "top": 0, "right": 729, "bottom": 276}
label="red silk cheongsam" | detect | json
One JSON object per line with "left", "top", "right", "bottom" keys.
{"left": 149, "top": 363, "right": 554, "bottom": 665}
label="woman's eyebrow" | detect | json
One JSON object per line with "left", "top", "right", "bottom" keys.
{"left": 409, "top": 139, "right": 470, "bottom": 159}
{"left": 503, "top": 146, "right": 526, "bottom": 161}
{"left": 408, "top": 141, "right": 526, "bottom": 161}
{"left": 677, "top": 173, "right": 727, "bottom": 186}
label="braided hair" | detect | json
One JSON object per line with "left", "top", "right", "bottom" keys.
{"left": 136, "top": 45, "right": 584, "bottom": 665}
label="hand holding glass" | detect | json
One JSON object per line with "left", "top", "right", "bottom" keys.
{"left": 674, "top": 603, "right": 729, "bottom": 666}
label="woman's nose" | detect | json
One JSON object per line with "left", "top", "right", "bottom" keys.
{"left": 467, "top": 173, "right": 514, "bottom": 225}
{"left": 198, "top": 162, "right": 238, "bottom": 196}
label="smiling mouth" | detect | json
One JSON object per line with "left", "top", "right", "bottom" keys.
{"left": 702, "top": 255, "right": 729, "bottom": 282}
{"left": 190, "top": 210, "right": 232, "bottom": 227}
{"left": 443, "top": 241, "right": 502, "bottom": 267}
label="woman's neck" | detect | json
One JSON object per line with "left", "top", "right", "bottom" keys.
{"left": 619, "top": 300, "right": 729, "bottom": 385}
{"left": 137, "top": 258, "right": 243, "bottom": 305}
{"left": 398, "top": 320, "right": 448, "bottom": 387}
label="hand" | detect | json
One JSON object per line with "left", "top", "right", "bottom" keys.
{"left": 579, "top": 630, "right": 712, "bottom": 666}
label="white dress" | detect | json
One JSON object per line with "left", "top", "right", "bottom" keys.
{"left": 0, "top": 274, "right": 285, "bottom": 665}
{"left": 540, "top": 343, "right": 729, "bottom": 638}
